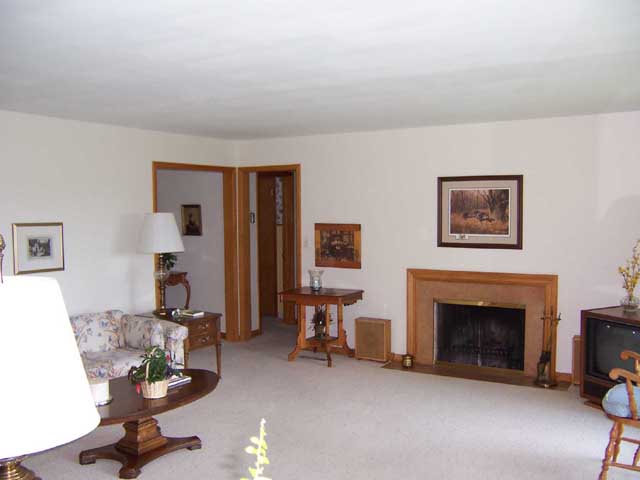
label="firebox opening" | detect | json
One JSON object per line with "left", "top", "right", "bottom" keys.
{"left": 434, "top": 300, "right": 525, "bottom": 371}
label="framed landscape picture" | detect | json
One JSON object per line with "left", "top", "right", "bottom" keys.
{"left": 181, "top": 204, "right": 202, "bottom": 236}
{"left": 12, "top": 222, "right": 65, "bottom": 274}
{"left": 437, "top": 175, "right": 523, "bottom": 249}
{"left": 315, "top": 223, "right": 361, "bottom": 269}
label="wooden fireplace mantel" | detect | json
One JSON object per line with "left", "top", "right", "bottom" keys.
{"left": 406, "top": 269, "right": 559, "bottom": 381}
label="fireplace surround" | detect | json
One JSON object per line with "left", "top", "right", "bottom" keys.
{"left": 407, "top": 269, "right": 558, "bottom": 383}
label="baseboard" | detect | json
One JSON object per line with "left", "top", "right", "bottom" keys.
{"left": 390, "top": 352, "right": 403, "bottom": 363}
{"left": 251, "top": 328, "right": 261, "bottom": 337}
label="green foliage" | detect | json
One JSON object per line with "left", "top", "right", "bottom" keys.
{"left": 128, "top": 346, "right": 180, "bottom": 384}
{"left": 241, "top": 418, "right": 271, "bottom": 480}
{"left": 163, "top": 253, "right": 177, "bottom": 271}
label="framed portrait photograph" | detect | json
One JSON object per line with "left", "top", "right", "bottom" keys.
{"left": 315, "top": 223, "right": 361, "bottom": 269}
{"left": 181, "top": 204, "right": 202, "bottom": 236}
{"left": 12, "top": 222, "right": 65, "bottom": 274}
{"left": 437, "top": 175, "right": 523, "bottom": 249}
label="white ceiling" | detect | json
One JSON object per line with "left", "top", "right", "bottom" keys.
{"left": 1, "top": 1, "right": 639, "bottom": 139}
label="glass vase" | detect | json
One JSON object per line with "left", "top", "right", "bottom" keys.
{"left": 621, "top": 294, "right": 640, "bottom": 312}
{"left": 309, "top": 269, "right": 324, "bottom": 291}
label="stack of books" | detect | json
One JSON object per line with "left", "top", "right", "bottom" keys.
{"left": 168, "top": 374, "right": 192, "bottom": 389}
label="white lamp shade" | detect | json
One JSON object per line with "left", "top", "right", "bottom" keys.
{"left": 138, "top": 212, "right": 185, "bottom": 254}
{"left": 0, "top": 276, "right": 100, "bottom": 458}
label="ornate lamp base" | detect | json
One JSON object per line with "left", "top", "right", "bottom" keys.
{"left": 0, "top": 457, "right": 41, "bottom": 480}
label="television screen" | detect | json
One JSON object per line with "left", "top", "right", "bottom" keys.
{"left": 586, "top": 317, "right": 640, "bottom": 381}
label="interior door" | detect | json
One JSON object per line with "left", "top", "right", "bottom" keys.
{"left": 257, "top": 174, "right": 278, "bottom": 317}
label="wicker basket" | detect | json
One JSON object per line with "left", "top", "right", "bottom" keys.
{"left": 141, "top": 379, "right": 169, "bottom": 399}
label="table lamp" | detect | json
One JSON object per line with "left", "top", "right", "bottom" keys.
{"left": 138, "top": 212, "right": 185, "bottom": 317}
{"left": 0, "top": 276, "right": 100, "bottom": 480}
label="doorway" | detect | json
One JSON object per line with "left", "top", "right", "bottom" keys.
{"left": 152, "top": 162, "right": 239, "bottom": 341}
{"left": 238, "top": 165, "right": 301, "bottom": 341}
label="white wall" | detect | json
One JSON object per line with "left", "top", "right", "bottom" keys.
{"left": 0, "top": 110, "right": 234, "bottom": 316}
{"left": 235, "top": 111, "right": 640, "bottom": 373}
{"left": 3, "top": 108, "right": 639, "bottom": 373}
{"left": 156, "top": 170, "right": 226, "bottom": 329}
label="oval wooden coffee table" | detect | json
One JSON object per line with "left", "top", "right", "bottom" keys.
{"left": 79, "top": 369, "right": 219, "bottom": 479}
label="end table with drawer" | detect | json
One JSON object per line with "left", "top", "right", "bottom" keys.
{"left": 139, "top": 311, "right": 222, "bottom": 377}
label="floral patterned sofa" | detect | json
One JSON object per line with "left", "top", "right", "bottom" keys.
{"left": 69, "top": 310, "right": 188, "bottom": 381}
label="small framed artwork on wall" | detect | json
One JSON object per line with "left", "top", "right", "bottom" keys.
{"left": 181, "top": 204, "right": 202, "bottom": 236}
{"left": 315, "top": 223, "right": 361, "bottom": 269}
{"left": 12, "top": 222, "right": 65, "bottom": 274}
{"left": 437, "top": 175, "right": 523, "bottom": 249}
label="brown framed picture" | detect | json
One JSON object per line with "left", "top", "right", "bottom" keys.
{"left": 437, "top": 175, "right": 523, "bottom": 249}
{"left": 315, "top": 223, "right": 361, "bottom": 269}
{"left": 12, "top": 222, "right": 65, "bottom": 274}
{"left": 181, "top": 204, "right": 202, "bottom": 236}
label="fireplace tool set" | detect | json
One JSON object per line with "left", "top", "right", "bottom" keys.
{"left": 535, "top": 312, "right": 561, "bottom": 388}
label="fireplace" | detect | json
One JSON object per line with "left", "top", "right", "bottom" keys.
{"left": 406, "top": 269, "right": 558, "bottom": 383}
{"left": 434, "top": 301, "right": 525, "bottom": 371}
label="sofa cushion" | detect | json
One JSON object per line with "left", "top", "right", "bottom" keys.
{"left": 82, "top": 347, "right": 145, "bottom": 380}
{"left": 602, "top": 383, "right": 640, "bottom": 418}
{"left": 70, "top": 310, "right": 125, "bottom": 354}
{"left": 121, "top": 315, "right": 165, "bottom": 350}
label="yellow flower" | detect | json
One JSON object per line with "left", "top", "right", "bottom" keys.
{"left": 619, "top": 239, "right": 640, "bottom": 298}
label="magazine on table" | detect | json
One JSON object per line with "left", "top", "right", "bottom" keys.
{"left": 168, "top": 373, "right": 192, "bottom": 389}
{"left": 173, "top": 309, "right": 205, "bottom": 318}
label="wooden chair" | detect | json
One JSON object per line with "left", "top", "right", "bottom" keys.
{"left": 600, "top": 350, "right": 640, "bottom": 479}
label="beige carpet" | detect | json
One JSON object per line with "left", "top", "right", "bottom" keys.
{"left": 30, "top": 320, "right": 637, "bottom": 479}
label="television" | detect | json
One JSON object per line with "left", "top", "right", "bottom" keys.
{"left": 581, "top": 307, "right": 640, "bottom": 403}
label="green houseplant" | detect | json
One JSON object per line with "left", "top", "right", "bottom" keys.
{"left": 163, "top": 252, "right": 177, "bottom": 271}
{"left": 128, "top": 346, "right": 181, "bottom": 399}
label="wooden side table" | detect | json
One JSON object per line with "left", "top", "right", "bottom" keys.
{"left": 166, "top": 271, "right": 191, "bottom": 308}
{"left": 279, "top": 287, "right": 364, "bottom": 367}
{"left": 175, "top": 312, "right": 222, "bottom": 377}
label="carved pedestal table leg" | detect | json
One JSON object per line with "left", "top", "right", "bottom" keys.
{"left": 79, "top": 417, "right": 201, "bottom": 479}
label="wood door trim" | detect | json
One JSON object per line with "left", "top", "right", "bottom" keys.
{"left": 237, "top": 164, "right": 302, "bottom": 341}
{"left": 153, "top": 162, "right": 235, "bottom": 175}
{"left": 152, "top": 161, "right": 239, "bottom": 341}
{"left": 239, "top": 164, "right": 300, "bottom": 173}
{"left": 237, "top": 171, "right": 251, "bottom": 341}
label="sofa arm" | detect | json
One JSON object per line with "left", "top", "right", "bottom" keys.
{"left": 156, "top": 319, "right": 189, "bottom": 368}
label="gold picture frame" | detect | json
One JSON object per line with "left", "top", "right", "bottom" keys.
{"left": 181, "top": 204, "right": 203, "bottom": 236}
{"left": 12, "top": 222, "right": 65, "bottom": 274}
{"left": 315, "top": 223, "right": 361, "bottom": 269}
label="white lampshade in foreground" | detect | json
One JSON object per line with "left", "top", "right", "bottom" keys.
{"left": 138, "top": 212, "right": 185, "bottom": 254}
{"left": 0, "top": 276, "right": 100, "bottom": 459}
